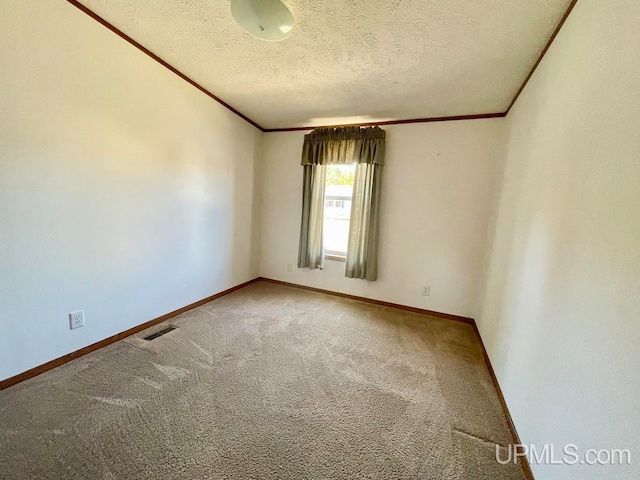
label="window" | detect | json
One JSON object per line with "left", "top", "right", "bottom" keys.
{"left": 298, "top": 126, "right": 384, "bottom": 279}
{"left": 323, "top": 164, "right": 355, "bottom": 259}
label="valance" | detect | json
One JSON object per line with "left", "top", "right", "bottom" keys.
{"left": 301, "top": 126, "right": 386, "bottom": 166}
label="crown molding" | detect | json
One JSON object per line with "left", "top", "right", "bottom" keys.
{"left": 67, "top": 0, "right": 578, "bottom": 132}
{"left": 505, "top": 0, "right": 578, "bottom": 114}
{"left": 262, "top": 112, "right": 506, "bottom": 132}
{"left": 66, "top": 0, "right": 266, "bottom": 131}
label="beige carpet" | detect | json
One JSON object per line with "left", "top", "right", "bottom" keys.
{"left": 0, "top": 281, "right": 525, "bottom": 479}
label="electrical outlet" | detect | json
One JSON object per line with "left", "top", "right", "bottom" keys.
{"left": 69, "top": 310, "right": 85, "bottom": 330}
{"left": 422, "top": 286, "right": 431, "bottom": 296}
{"left": 286, "top": 263, "right": 293, "bottom": 272}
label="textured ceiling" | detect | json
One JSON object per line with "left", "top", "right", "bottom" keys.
{"left": 78, "top": 0, "right": 573, "bottom": 129}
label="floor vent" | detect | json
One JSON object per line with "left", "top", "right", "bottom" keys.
{"left": 143, "top": 326, "right": 177, "bottom": 341}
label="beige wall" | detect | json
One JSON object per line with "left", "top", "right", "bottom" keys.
{"left": 479, "top": 0, "right": 640, "bottom": 478}
{"left": 0, "top": 1, "right": 262, "bottom": 380}
{"left": 260, "top": 120, "right": 506, "bottom": 318}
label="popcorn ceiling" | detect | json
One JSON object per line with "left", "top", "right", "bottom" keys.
{"left": 81, "top": 0, "right": 573, "bottom": 129}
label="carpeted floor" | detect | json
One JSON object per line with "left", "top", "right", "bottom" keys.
{"left": 0, "top": 281, "right": 525, "bottom": 479}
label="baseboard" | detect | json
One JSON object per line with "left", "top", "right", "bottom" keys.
{"left": 257, "top": 277, "right": 475, "bottom": 324}
{"left": 258, "top": 276, "right": 534, "bottom": 479}
{"left": 0, "top": 275, "right": 534, "bottom": 478}
{"left": 471, "top": 322, "right": 535, "bottom": 480}
{"left": 0, "top": 277, "right": 260, "bottom": 391}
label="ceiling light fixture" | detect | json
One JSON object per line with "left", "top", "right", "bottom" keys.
{"left": 230, "top": 0, "right": 295, "bottom": 41}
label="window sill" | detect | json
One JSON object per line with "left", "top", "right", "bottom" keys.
{"left": 325, "top": 254, "right": 346, "bottom": 263}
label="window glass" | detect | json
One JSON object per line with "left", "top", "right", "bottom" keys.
{"left": 323, "top": 164, "right": 355, "bottom": 256}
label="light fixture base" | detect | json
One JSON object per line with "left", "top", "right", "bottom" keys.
{"left": 231, "top": 0, "right": 295, "bottom": 42}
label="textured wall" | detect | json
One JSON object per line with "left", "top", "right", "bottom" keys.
{"left": 0, "top": 1, "right": 262, "bottom": 380}
{"left": 478, "top": 0, "right": 640, "bottom": 478}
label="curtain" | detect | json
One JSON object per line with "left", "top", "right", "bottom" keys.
{"left": 345, "top": 163, "right": 382, "bottom": 281}
{"left": 301, "top": 126, "right": 385, "bottom": 166}
{"left": 297, "top": 164, "right": 326, "bottom": 269}
{"left": 297, "top": 126, "right": 385, "bottom": 280}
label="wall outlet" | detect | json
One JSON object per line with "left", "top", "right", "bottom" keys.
{"left": 69, "top": 310, "right": 85, "bottom": 329}
{"left": 422, "top": 286, "right": 431, "bottom": 296}
{"left": 286, "top": 263, "right": 293, "bottom": 272}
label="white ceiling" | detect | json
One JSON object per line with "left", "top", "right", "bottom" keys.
{"left": 79, "top": 0, "right": 573, "bottom": 129}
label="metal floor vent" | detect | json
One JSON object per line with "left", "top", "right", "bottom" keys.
{"left": 143, "top": 325, "right": 177, "bottom": 341}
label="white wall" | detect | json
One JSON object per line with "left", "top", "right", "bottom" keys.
{"left": 5, "top": 5, "right": 638, "bottom": 477}
{"left": 0, "top": 1, "right": 262, "bottom": 380}
{"left": 478, "top": 1, "right": 640, "bottom": 478}
{"left": 260, "top": 120, "right": 506, "bottom": 318}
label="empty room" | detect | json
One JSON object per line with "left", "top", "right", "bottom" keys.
{"left": 1, "top": 0, "right": 638, "bottom": 479}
